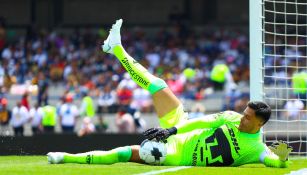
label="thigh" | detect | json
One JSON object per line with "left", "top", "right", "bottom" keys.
{"left": 159, "top": 104, "right": 188, "bottom": 129}
{"left": 152, "top": 88, "right": 182, "bottom": 118}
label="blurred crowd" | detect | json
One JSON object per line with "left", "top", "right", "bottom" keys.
{"left": 0, "top": 16, "right": 306, "bottom": 136}
{"left": 0, "top": 18, "right": 250, "bottom": 99}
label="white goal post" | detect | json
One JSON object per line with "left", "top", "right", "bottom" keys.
{"left": 250, "top": 0, "right": 307, "bottom": 156}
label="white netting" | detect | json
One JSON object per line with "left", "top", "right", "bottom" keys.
{"left": 262, "top": 0, "right": 307, "bottom": 156}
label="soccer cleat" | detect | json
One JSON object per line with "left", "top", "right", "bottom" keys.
{"left": 102, "top": 19, "right": 123, "bottom": 54}
{"left": 47, "top": 152, "right": 65, "bottom": 164}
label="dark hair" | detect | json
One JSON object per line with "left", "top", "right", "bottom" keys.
{"left": 247, "top": 101, "right": 271, "bottom": 125}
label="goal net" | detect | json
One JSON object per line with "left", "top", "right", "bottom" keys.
{"left": 251, "top": 0, "right": 307, "bottom": 156}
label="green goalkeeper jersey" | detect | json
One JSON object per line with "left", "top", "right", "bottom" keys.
{"left": 165, "top": 111, "right": 287, "bottom": 168}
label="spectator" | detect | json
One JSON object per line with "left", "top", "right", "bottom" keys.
{"left": 292, "top": 71, "right": 307, "bottom": 106}
{"left": 79, "top": 90, "right": 95, "bottom": 118}
{"left": 41, "top": 105, "right": 57, "bottom": 133}
{"left": 145, "top": 46, "right": 160, "bottom": 72}
{"left": 115, "top": 107, "right": 136, "bottom": 133}
{"left": 95, "top": 116, "right": 108, "bottom": 133}
{"left": 130, "top": 87, "right": 152, "bottom": 113}
{"left": 223, "top": 85, "right": 241, "bottom": 111}
{"left": 283, "top": 96, "right": 304, "bottom": 120}
{"left": 97, "top": 84, "right": 117, "bottom": 114}
{"left": 29, "top": 103, "right": 44, "bottom": 135}
{"left": 166, "top": 73, "right": 185, "bottom": 97}
{"left": 117, "top": 86, "right": 133, "bottom": 108}
{"left": 188, "top": 103, "right": 206, "bottom": 119}
{"left": 1, "top": 44, "right": 14, "bottom": 60}
{"left": 0, "top": 64, "right": 4, "bottom": 87}
{"left": 78, "top": 117, "right": 96, "bottom": 137}
{"left": 132, "top": 111, "right": 146, "bottom": 133}
{"left": 10, "top": 102, "right": 29, "bottom": 136}
{"left": 0, "top": 97, "right": 10, "bottom": 135}
{"left": 33, "top": 47, "right": 47, "bottom": 68}
{"left": 118, "top": 73, "right": 137, "bottom": 90}
{"left": 235, "top": 93, "right": 250, "bottom": 112}
{"left": 37, "top": 72, "right": 49, "bottom": 106}
{"left": 59, "top": 94, "right": 79, "bottom": 133}
{"left": 20, "top": 91, "right": 30, "bottom": 111}
{"left": 210, "top": 62, "right": 235, "bottom": 91}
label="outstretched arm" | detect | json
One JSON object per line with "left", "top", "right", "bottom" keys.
{"left": 260, "top": 141, "right": 292, "bottom": 168}
{"left": 262, "top": 154, "right": 288, "bottom": 168}
{"left": 144, "top": 114, "right": 225, "bottom": 141}
{"left": 175, "top": 114, "right": 225, "bottom": 134}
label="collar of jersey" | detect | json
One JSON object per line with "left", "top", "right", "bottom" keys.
{"left": 239, "top": 130, "right": 261, "bottom": 138}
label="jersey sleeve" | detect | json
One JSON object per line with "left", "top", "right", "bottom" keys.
{"left": 175, "top": 111, "right": 242, "bottom": 134}
{"left": 260, "top": 146, "right": 289, "bottom": 168}
{"left": 222, "top": 111, "right": 242, "bottom": 124}
{"left": 175, "top": 113, "right": 225, "bottom": 134}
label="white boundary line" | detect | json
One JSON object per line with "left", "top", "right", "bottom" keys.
{"left": 285, "top": 168, "right": 307, "bottom": 175}
{"left": 134, "top": 166, "right": 192, "bottom": 175}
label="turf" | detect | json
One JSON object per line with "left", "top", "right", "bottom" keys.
{"left": 0, "top": 156, "right": 306, "bottom": 175}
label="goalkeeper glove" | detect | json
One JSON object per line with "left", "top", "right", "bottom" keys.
{"left": 143, "top": 127, "right": 177, "bottom": 141}
{"left": 268, "top": 140, "right": 293, "bottom": 161}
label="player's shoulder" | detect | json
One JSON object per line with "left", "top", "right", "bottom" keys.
{"left": 219, "top": 110, "right": 243, "bottom": 118}
{"left": 222, "top": 110, "right": 241, "bottom": 115}
{"left": 218, "top": 110, "right": 243, "bottom": 122}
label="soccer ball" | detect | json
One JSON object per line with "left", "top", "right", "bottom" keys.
{"left": 139, "top": 139, "right": 167, "bottom": 165}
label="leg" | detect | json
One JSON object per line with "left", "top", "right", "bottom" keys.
{"left": 130, "top": 145, "right": 143, "bottom": 163}
{"left": 152, "top": 88, "right": 181, "bottom": 118}
{"left": 47, "top": 145, "right": 142, "bottom": 164}
{"left": 102, "top": 19, "right": 181, "bottom": 118}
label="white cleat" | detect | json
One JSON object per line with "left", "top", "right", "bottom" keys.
{"left": 102, "top": 19, "right": 123, "bottom": 54}
{"left": 47, "top": 152, "right": 65, "bottom": 164}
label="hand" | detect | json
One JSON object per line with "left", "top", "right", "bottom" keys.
{"left": 268, "top": 140, "right": 293, "bottom": 161}
{"left": 143, "top": 127, "right": 177, "bottom": 141}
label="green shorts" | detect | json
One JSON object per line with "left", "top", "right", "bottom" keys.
{"left": 159, "top": 105, "right": 192, "bottom": 166}
{"left": 159, "top": 104, "right": 188, "bottom": 128}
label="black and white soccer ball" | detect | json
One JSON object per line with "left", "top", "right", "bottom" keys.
{"left": 139, "top": 139, "right": 167, "bottom": 165}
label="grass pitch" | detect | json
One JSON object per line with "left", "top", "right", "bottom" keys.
{"left": 0, "top": 156, "right": 306, "bottom": 175}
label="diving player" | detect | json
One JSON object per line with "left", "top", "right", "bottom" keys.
{"left": 47, "top": 19, "right": 292, "bottom": 168}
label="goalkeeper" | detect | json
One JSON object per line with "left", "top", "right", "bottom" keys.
{"left": 47, "top": 19, "right": 292, "bottom": 168}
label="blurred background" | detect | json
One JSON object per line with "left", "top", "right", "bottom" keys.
{"left": 0, "top": 0, "right": 304, "bottom": 154}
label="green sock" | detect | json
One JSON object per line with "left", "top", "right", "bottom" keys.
{"left": 63, "top": 146, "right": 132, "bottom": 164}
{"left": 113, "top": 45, "right": 167, "bottom": 95}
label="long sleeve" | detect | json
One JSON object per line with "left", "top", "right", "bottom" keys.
{"left": 175, "top": 114, "right": 225, "bottom": 134}
{"left": 263, "top": 155, "right": 288, "bottom": 168}
{"left": 260, "top": 149, "right": 288, "bottom": 168}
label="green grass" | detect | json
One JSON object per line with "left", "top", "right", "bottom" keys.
{"left": 0, "top": 156, "right": 306, "bottom": 175}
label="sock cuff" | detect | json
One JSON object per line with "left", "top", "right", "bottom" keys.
{"left": 148, "top": 78, "right": 168, "bottom": 95}
{"left": 116, "top": 146, "right": 132, "bottom": 162}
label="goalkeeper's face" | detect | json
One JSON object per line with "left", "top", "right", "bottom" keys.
{"left": 238, "top": 107, "right": 263, "bottom": 134}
